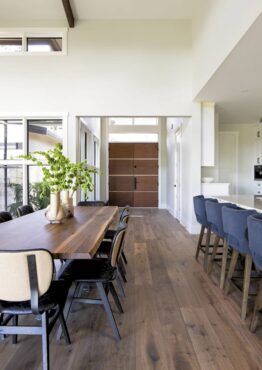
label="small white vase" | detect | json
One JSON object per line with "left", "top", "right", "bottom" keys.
{"left": 45, "top": 192, "right": 65, "bottom": 223}
{"left": 62, "top": 190, "right": 74, "bottom": 218}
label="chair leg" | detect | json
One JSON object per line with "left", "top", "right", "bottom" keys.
{"left": 58, "top": 311, "right": 71, "bottom": 345}
{"left": 207, "top": 235, "right": 220, "bottom": 275}
{"left": 96, "top": 282, "right": 121, "bottom": 341}
{"left": 241, "top": 254, "right": 252, "bottom": 321}
{"left": 195, "top": 225, "right": 205, "bottom": 260}
{"left": 109, "top": 282, "right": 124, "bottom": 314}
{"left": 203, "top": 227, "right": 211, "bottom": 271}
{"left": 41, "top": 312, "right": 50, "bottom": 370}
{"left": 116, "top": 274, "right": 126, "bottom": 298}
{"left": 119, "top": 257, "right": 127, "bottom": 276}
{"left": 57, "top": 282, "right": 78, "bottom": 341}
{"left": 122, "top": 251, "right": 128, "bottom": 265}
{"left": 250, "top": 278, "right": 262, "bottom": 332}
{"left": 224, "top": 250, "right": 239, "bottom": 295}
{"left": 118, "top": 264, "right": 127, "bottom": 283}
{"left": 220, "top": 240, "right": 229, "bottom": 289}
{"left": 12, "top": 316, "right": 18, "bottom": 344}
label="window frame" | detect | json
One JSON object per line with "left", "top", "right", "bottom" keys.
{"left": 0, "top": 113, "right": 68, "bottom": 212}
{"left": 0, "top": 28, "right": 68, "bottom": 56}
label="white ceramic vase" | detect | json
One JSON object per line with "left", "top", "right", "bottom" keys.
{"left": 45, "top": 192, "right": 65, "bottom": 223}
{"left": 62, "top": 190, "right": 74, "bottom": 218}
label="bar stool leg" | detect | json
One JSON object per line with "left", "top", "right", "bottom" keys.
{"left": 224, "top": 250, "right": 239, "bottom": 295}
{"left": 204, "top": 227, "right": 211, "bottom": 271}
{"left": 220, "top": 240, "right": 229, "bottom": 289}
{"left": 241, "top": 254, "right": 252, "bottom": 321}
{"left": 207, "top": 235, "right": 220, "bottom": 275}
{"left": 195, "top": 225, "right": 205, "bottom": 260}
{"left": 250, "top": 278, "right": 262, "bottom": 332}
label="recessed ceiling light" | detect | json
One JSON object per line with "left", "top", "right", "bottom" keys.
{"left": 240, "top": 89, "right": 249, "bottom": 93}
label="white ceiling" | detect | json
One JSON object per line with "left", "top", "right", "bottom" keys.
{"left": 0, "top": 0, "right": 193, "bottom": 22}
{"left": 196, "top": 13, "right": 262, "bottom": 124}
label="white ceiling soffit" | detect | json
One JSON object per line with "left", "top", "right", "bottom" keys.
{"left": 0, "top": 0, "right": 193, "bottom": 22}
{"left": 195, "top": 13, "right": 262, "bottom": 124}
{"left": 71, "top": 0, "right": 193, "bottom": 20}
{"left": 0, "top": 0, "right": 66, "bottom": 22}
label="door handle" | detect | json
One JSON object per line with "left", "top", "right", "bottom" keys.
{"left": 134, "top": 177, "right": 137, "bottom": 190}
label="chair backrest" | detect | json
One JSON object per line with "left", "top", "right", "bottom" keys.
{"left": 77, "top": 201, "right": 105, "bottom": 207}
{"left": 193, "top": 195, "right": 217, "bottom": 227}
{"left": 120, "top": 209, "right": 129, "bottom": 224}
{"left": 110, "top": 223, "right": 127, "bottom": 267}
{"left": 0, "top": 211, "right": 12, "bottom": 223}
{"left": 17, "top": 205, "right": 34, "bottom": 217}
{"left": 205, "top": 201, "right": 236, "bottom": 238}
{"left": 248, "top": 213, "right": 262, "bottom": 270}
{"left": 222, "top": 206, "right": 257, "bottom": 254}
{"left": 0, "top": 249, "right": 53, "bottom": 303}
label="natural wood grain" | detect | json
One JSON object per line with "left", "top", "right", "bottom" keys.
{"left": 0, "top": 206, "right": 118, "bottom": 259}
{"left": 1, "top": 209, "right": 262, "bottom": 370}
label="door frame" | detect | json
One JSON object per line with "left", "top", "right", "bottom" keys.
{"left": 174, "top": 127, "right": 182, "bottom": 220}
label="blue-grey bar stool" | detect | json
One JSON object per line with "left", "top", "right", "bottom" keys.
{"left": 247, "top": 214, "right": 262, "bottom": 331}
{"left": 193, "top": 195, "right": 218, "bottom": 271}
{"left": 205, "top": 201, "right": 236, "bottom": 289}
{"left": 222, "top": 206, "right": 257, "bottom": 320}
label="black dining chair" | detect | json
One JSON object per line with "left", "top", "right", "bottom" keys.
{"left": 0, "top": 249, "right": 71, "bottom": 370}
{"left": 103, "top": 206, "right": 130, "bottom": 265}
{"left": 97, "top": 210, "right": 129, "bottom": 282}
{"left": 0, "top": 211, "right": 12, "bottom": 223}
{"left": 60, "top": 223, "right": 127, "bottom": 341}
{"left": 77, "top": 201, "right": 106, "bottom": 207}
{"left": 17, "top": 205, "right": 34, "bottom": 217}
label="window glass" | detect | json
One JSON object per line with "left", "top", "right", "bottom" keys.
{"left": 0, "top": 165, "right": 23, "bottom": 217}
{"left": 0, "top": 38, "right": 22, "bottom": 52}
{"left": 27, "top": 38, "right": 62, "bottom": 52}
{"left": 28, "top": 119, "right": 63, "bottom": 154}
{"left": 28, "top": 166, "right": 50, "bottom": 210}
{"left": 0, "top": 120, "right": 23, "bottom": 160}
{"left": 109, "top": 133, "right": 158, "bottom": 143}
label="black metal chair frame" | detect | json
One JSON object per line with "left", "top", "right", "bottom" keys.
{"left": 0, "top": 251, "right": 71, "bottom": 370}
{"left": 57, "top": 226, "right": 127, "bottom": 342}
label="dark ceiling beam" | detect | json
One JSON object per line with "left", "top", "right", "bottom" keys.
{"left": 62, "top": 0, "right": 75, "bottom": 28}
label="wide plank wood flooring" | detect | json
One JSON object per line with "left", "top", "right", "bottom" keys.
{"left": 1, "top": 209, "right": 262, "bottom": 370}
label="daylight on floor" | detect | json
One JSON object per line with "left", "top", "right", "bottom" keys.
{"left": 1, "top": 1, "right": 262, "bottom": 369}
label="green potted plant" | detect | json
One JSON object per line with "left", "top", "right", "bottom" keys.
{"left": 62, "top": 161, "right": 97, "bottom": 217}
{"left": 20, "top": 143, "right": 98, "bottom": 222}
{"left": 20, "top": 143, "right": 68, "bottom": 223}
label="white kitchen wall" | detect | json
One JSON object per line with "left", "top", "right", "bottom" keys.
{"left": 219, "top": 123, "right": 257, "bottom": 194}
{"left": 192, "top": 0, "right": 262, "bottom": 97}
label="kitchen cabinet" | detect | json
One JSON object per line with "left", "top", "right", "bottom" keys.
{"left": 201, "top": 182, "right": 230, "bottom": 196}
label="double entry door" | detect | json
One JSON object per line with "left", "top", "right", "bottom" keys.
{"left": 109, "top": 143, "right": 158, "bottom": 207}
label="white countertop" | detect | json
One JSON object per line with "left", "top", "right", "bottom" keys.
{"left": 217, "top": 195, "right": 262, "bottom": 212}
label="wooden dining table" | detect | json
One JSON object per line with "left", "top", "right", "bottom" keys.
{"left": 0, "top": 206, "right": 118, "bottom": 260}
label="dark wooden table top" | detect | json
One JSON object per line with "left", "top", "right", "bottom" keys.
{"left": 0, "top": 206, "right": 118, "bottom": 259}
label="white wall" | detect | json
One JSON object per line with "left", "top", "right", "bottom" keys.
{"left": 193, "top": 0, "right": 262, "bottom": 97}
{"left": 219, "top": 123, "right": 256, "bottom": 194}
{"left": 165, "top": 109, "right": 201, "bottom": 234}
{"left": 0, "top": 20, "right": 192, "bottom": 116}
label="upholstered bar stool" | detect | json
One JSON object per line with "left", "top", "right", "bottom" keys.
{"left": 17, "top": 205, "right": 34, "bottom": 217}
{"left": 193, "top": 195, "right": 218, "bottom": 270}
{"left": 205, "top": 201, "right": 236, "bottom": 288}
{"left": 247, "top": 214, "right": 262, "bottom": 331}
{"left": 222, "top": 206, "right": 257, "bottom": 320}
{"left": 0, "top": 211, "right": 12, "bottom": 223}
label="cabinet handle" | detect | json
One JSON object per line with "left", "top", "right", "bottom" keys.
{"left": 134, "top": 177, "right": 137, "bottom": 190}
{"left": 258, "top": 157, "right": 260, "bottom": 164}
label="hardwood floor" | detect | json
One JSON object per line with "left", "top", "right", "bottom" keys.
{"left": 1, "top": 209, "right": 262, "bottom": 370}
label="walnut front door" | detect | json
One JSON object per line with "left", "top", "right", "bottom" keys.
{"left": 109, "top": 143, "right": 158, "bottom": 207}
